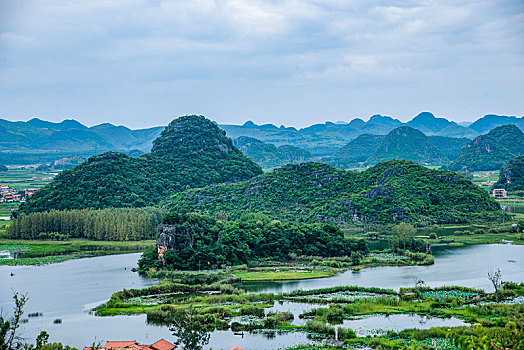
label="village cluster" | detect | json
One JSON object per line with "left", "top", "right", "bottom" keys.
{"left": 0, "top": 185, "right": 37, "bottom": 203}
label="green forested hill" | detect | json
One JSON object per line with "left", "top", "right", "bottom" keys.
{"left": 493, "top": 156, "right": 524, "bottom": 194}
{"left": 19, "top": 116, "right": 262, "bottom": 213}
{"left": 233, "top": 136, "right": 313, "bottom": 169}
{"left": 327, "top": 134, "right": 385, "bottom": 168}
{"left": 165, "top": 160, "right": 499, "bottom": 224}
{"left": 366, "top": 126, "right": 448, "bottom": 165}
{"left": 427, "top": 136, "right": 470, "bottom": 161}
{"left": 449, "top": 125, "right": 524, "bottom": 171}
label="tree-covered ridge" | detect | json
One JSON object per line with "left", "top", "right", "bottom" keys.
{"left": 493, "top": 156, "right": 524, "bottom": 194}
{"left": 19, "top": 116, "right": 263, "bottom": 214}
{"left": 233, "top": 136, "right": 313, "bottom": 170}
{"left": 427, "top": 136, "right": 469, "bottom": 161}
{"left": 165, "top": 160, "right": 500, "bottom": 224}
{"left": 327, "top": 134, "right": 385, "bottom": 168}
{"left": 449, "top": 125, "right": 524, "bottom": 171}
{"left": 326, "top": 131, "right": 468, "bottom": 169}
{"left": 139, "top": 212, "right": 366, "bottom": 271}
{"left": 366, "top": 126, "right": 448, "bottom": 165}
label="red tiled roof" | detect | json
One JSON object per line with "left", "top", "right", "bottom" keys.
{"left": 104, "top": 341, "right": 138, "bottom": 349}
{"left": 231, "top": 347, "right": 245, "bottom": 350}
{"left": 125, "top": 344, "right": 149, "bottom": 350}
{"left": 150, "top": 339, "right": 175, "bottom": 350}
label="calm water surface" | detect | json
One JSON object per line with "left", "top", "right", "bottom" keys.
{"left": 1, "top": 244, "right": 523, "bottom": 349}
{"left": 242, "top": 244, "right": 524, "bottom": 293}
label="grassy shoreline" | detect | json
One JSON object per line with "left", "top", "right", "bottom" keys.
{"left": 0, "top": 238, "right": 154, "bottom": 265}
{"left": 92, "top": 270, "right": 524, "bottom": 350}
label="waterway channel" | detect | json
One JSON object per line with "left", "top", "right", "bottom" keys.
{"left": 0, "top": 244, "right": 523, "bottom": 349}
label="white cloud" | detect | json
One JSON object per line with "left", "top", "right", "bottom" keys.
{"left": 0, "top": 0, "right": 522, "bottom": 126}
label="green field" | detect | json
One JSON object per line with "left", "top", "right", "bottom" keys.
{"left": 0, "top": 167, "right": 57, "bottom": 215}
{"left": 232, "top": 269, "right": 336, "bottom": 281}
{"left": 470, "top": 170, "right": 499, "bottom": 191}
{"left": 0, "top": 167, "right": 57, "bottom": 190}
{"left": 0, "top": 238, "right": 154, "bottom": 265}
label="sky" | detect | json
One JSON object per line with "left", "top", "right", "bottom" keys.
{"left": 0, "top": 0, "right": 523, "bottom": 129}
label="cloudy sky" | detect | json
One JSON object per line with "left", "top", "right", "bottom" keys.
{"left": 0, "top": 0, "right": 523, "bottom": 128}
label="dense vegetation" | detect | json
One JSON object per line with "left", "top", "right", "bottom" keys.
{"left": 0, "top": 164, "right": 7, "bottom": 172}
{"left": 427, "top": 136, "right": 469, "bottom": 161}
{"left": 366, "top": 126, "right": 448, "bottom": 165}
{"left": 449, "top": 125, "right": 524, "bottom": 171}
{"left": 493, "top": 156, "right": 524, "bottom": 195}
{"left": 233, "top": 136, "right": 312, "bottom": 169}
{"left": 326, "top": 129, "right": 468, "bottom": 169}
{"left": 19, "top": 116, "right": 262, "bottom": 213}
{"left": 139, "top": 212, "right": 367, "bottom": 271}
{"left": 165, "top": 160, "right": 500, "bottom": 224}
{"left": 7, "top": 207, "right": 166, "bottom": 241}
{"left": 327, "top": 134, "right": 385, "bottom": 168}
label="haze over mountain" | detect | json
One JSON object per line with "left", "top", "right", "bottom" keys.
{"left": 19, "top": 116, "right": 262, "bottom": 213}
{"left": 233, "top": 137, "right": 313, "bottom": 170}
{"left": 0, "top": 117, "right": 163, "bottom": 164}
{"left": 1, "top": 112, "right": 521, "bottom": 165}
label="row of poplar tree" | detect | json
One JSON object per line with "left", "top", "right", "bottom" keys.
{"left": 7, "top": 207, "right": 166, "bottom": 241}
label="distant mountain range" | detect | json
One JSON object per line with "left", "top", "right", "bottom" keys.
{"left": 0, "top": 118, "right": 163, "bottom": 164}
{"left": 0, "top": 112, "right": 522, "bottom": 165}
{"left": 220, "top": 112, "right": 523, "bottom": 156}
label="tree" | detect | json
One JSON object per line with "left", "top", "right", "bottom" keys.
{"left": 488, "top": 268, "right": 502, "bottom": 302}
{"left": 392, "top": 222, "right": 416, "bottom": 250}
{"left": 169, "top": 306, "right": 210, "bottom": 350}
{"left": 350, "top": 251, "right": 362, "bottom": 265}
{"left": 0, "top": 293, "right": 28, "bottom": 350}
{"left": 0, "top": 165, "right": 7, "bottom": 172}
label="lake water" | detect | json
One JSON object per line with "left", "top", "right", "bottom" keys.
{"left": 242, "top": 244, "right": 524, "bottom": 293}
{"left": 1, "top": 244, "right": 523, "bottom": 349}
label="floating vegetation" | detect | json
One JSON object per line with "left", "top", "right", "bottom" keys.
{"left": 421, "top": 289, "right": 480, "bottom": 301}
{"left": 367, "top": 252, "right": 409, "bottom": 262}
{"left": 405, "top": 337, "right": 461, "bottom": 350}
{"left": 290, "top": 290, "right": 395, "bottom": 303}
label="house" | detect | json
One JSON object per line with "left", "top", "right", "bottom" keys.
{"left": 26, "top": 188, "right": 38, "bottom": 197}
{"left": 84, "top": 340, "right": 244, "bottom": 350}
{"left": 84, "top": 339, "right": 176, "bottom": 350}
{"left": 493, "top": 188, "right": 507, "bottom": 198}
